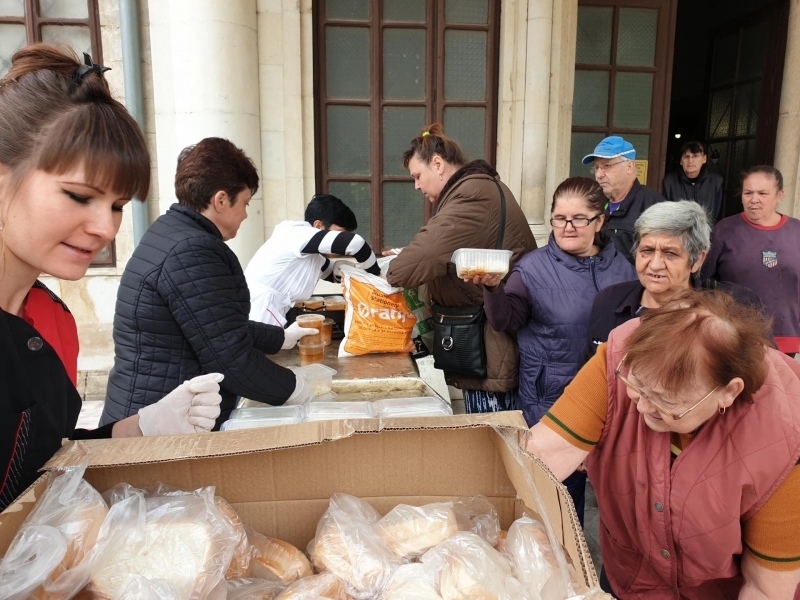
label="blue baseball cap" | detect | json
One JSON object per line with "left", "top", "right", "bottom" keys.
{"left": 582, "top": 136, "right": 636, "bottom": 165}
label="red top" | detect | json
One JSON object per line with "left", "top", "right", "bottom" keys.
{"left": 22, "top": 284, "right": 80, "bottom": 387}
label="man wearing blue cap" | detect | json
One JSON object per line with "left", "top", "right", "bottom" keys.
{"left": 583, "top": 136, "right": 664, "bottom": 264}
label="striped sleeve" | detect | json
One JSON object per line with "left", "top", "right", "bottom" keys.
{"left": 301, "top": 230, "right": 380, "bottom": 275}
{"left": 541, "top": 344, "right": 609, "bottom": 452}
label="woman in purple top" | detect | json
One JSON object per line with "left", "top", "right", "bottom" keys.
{"left": 466, "top": 177, "right": 636, "bottom": 523}
{"left": 701, "top": 166, "right": 800, "bottom": 357}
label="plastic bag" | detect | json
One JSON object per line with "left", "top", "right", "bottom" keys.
{"left": 495, "top": 530, "right": 508, "bottom": 553}
{"left": 339, "top": 264, "right": 416, "bottom": 357}
{"left": 246, "top": 528, "right": 313, "bottom": 584}
{"left": 214, "top": 496, "right": 251, "bottom": 580}
{"left": 567, "top": 590, "right": 615, "bottom": 600}
{"left": 375, "top": 502, "right": 459, "bottom": 560}
{"left": 86, "top": 485, "right": 238, "bottom": 600}
{"left": 452, "top": 495, "right": 501, "bottom": 546}
{"left": 422, "top": 532, "right": 515, "bottom": 600}
{"left": 307, "top": 494, "right": 400, "bottom": 599}
{"left": 113, "top": 574, "right": 181, "bottom": 600}
{"left": 502, "top": 516, "right": 563, "bottom": 600}
{"left": 381, "top": 564, "right": 442, "bottom": 600}
{"left": 227, "top": 578, "right": 286, "bottom": 600}
{"left": 0, "top": 464, "right": 109, "bottom": 600}
{"left": 275, "top": 573, "right": 351, "bottom": 600}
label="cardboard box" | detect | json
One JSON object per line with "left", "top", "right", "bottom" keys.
{"left": 0, "top": 412, "right": 598, "bottom": 593}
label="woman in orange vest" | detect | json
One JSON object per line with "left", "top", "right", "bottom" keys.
{"left": 527, "top": 289, "right": 800, "bottom": 598}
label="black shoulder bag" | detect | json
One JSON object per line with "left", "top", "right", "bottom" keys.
{"left": 431, "top": 180, "right": 507, "bottom": 378}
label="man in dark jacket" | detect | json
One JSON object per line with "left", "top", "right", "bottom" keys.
{"left": 583, "top": 136, "right": 664, "bottom": 264}
{"left": 662, "top": 141, "right": 724, "bottom": 224}
{"left": 102, "top": 138, "right": 316, "bottom": 429}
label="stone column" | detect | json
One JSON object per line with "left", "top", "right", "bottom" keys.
{"left": 256, "top": 0, "right": 316, "bottom": 242}
{"left": 774, "top": 0, "right": 800, "bottom": 218}
{"left": 519, "top": 0, "right": 554, "bottom": 241}
{"left": 149, "top": 0, "right": 264, "bottom": 264}
{"left": 544, "top": 0, "right": 578, "bottom": 209}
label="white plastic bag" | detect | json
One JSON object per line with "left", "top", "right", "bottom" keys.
{"left": 246, "top": 528, "right": 313, "bottom": 584}
{"left": 87, "top": 485, "right": 238, "bottom": 600}
{"left": 227, "top": 578, "right": 286, "bottom": 600}
{"left": 0, "top": 464, "right": 110, "bottom": 599}
{"left": 275, "top": 573, "right": 351, "bottom": 600}
{"left": 502, "top": 516, "right": 562, "bottom": 600}
{"left": 214, "top": 496, "right": 251, "bottom": 580}
{"left": 380, "top": 563, "right": 442, "bottom": 599}
{"left": 452, "top": 495, "right": 501, "bottom": 546}
{"left": 422, "top": 532, "right": 516, "bottom": 600}
{"left": 113, "top": 574, "right": 181, "bottom": 600}
{"left": 375, "top": 502, "right": 459, "bottom": 560}
{"left": 307, "top": 494, "right": 400, "bottom": 599}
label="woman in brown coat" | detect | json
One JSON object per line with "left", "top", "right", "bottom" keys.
{"left": 387, "top": 124, "right": 537, "bottom": 413}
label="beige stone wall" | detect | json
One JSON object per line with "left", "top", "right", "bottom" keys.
{"left": 42, "top": 0, "right": 159, "bottom": 371}
{"left": 775, "top": 0, "right": 800, "bottom": 218}
{"left": 496, "top": 0, "right": 577, "bottom": 246}
{"left": 257, "top": 0, "right": 317, "bottom": 242}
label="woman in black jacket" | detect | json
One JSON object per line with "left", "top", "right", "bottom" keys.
{"left": 102, "top": 138, "right": 317, "bottom": 428}
{"left": 584, "top": 201, "right": 764, "bottom": 363}
{"left": 0, "top": 45, "right": 224, "bottom": 511}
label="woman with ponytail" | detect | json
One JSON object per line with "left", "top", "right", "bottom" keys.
{"left": 0, "top": 45, "right": 223, "bottom": 511}
{"left": 387, "top": 124, "right": 537, "bottom": 413}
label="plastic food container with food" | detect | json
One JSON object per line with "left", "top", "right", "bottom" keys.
{"left": 305, "top": 401, "right": 377, "bottom": 422}
{"left": 451, "top": 248, "right": 513, "bottom": 279}
{"left": 375, "top": 397, "right": 453, "bottom": 418}
{"left": 296, "top": 314, "right": 324, "bottom": 346}
{"left": 292, "top": 364, "right": 338, "bottom": 397}
{"left": 323, "top": 296, "right": 347, "bottom": 311}
{"left": 221, "top": 405, "right": 305, "bottom": 430}
{"left": 304, "top": 296, "right": 325, "bottom": 310}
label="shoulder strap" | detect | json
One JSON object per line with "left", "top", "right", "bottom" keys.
{"left": 493, "top": 179, "right": 507, "bottom": 250}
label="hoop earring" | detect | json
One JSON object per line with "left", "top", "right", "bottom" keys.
{"left": 0, "top": 218, "right": 4, "bottom": 231}
{"left": 439, "top": 174, "right": 443, "bottom": 181}
{"left": 718, "top": 406, "right": 726, "bottom": 415}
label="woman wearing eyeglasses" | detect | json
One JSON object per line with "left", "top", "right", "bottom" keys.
{"left": 584, "top": 201, "right": 765, "bottom": 364}
{"left": 469, "top": 177, "right": 635, "bottom": 524}
{"left": 527, "top": 290, "right": 800, "bottom": 598}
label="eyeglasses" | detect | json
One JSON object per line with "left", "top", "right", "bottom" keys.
{"left": 550, "top": 214, "right": 602, "bottom": 229}
{"left": 589, "top": 160, "right": 626, "bottom": 175}
{"left": 614, "top": 353, "right": 719, "bottom": 420}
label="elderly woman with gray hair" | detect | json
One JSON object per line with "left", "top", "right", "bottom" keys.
{"left": 584, "top": 200, "right": 764, "bottom": 360}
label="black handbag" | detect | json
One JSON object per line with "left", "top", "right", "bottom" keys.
{"left": 432, "top": 179, "right": 507, "bottom": 378}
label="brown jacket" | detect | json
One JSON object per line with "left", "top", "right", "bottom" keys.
{"left": 387, "top": 161, "right": 537, "bottom": 392}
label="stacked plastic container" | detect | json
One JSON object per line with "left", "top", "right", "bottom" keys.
{"left": 222, "top": 396, "right": 453, "bottom": 430}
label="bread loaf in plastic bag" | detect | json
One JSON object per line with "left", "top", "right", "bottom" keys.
{"left": 375, "top": 502, "right": 459, "bottom": 560}
{"left": 275, "top": 573, "right": 352, "bottom": 600}
{"left": 307, "top": 494, "right": 400, "bottom": 599}
{"left": 112, "top": 574, "right": 181, "bottom": 599}
{"left": 380, "top": 564, "right": 442, "bottom": 600}
{"left": 0, "top": 464, "right": 117, "bottom": 600}
{"left": 227, "top": 578, "right": 286, "bottom": 600}
{"left": 502, "top": 516, "right": 568, "bottom": 600}
{"left": 246, "top": 528, "right": 313, "bottom": 584}
{"left": 85, "top": 484, "right": 238, "bottom": 599}
{"left": 422, "top": 532, "right": 516, "bottom": 600}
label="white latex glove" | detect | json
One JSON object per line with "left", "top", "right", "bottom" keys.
{"left": 138, "top": 373, "right": 224, "bottom": 436}
{"left": 284, "top": 375, "right": 316, "bottom": 406}
{"left": 282, "top": 322, "right": 320, "bottom": 350}
{"left": 332, "top": 260, "right": 345, "bottom": 282}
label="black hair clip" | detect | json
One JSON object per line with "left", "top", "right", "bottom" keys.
{"left": 73, "top": 52, "right": 111, "bottom": 83}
